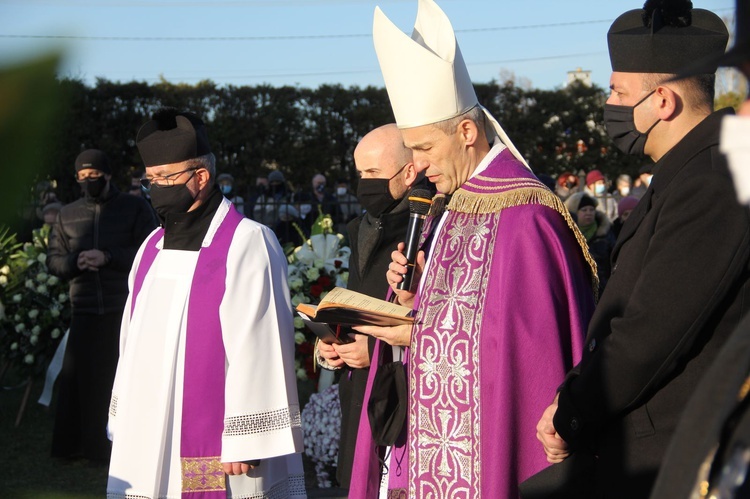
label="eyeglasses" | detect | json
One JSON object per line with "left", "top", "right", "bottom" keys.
{"left": 75, "top": 171, "right": 105, "bottom": 182}
{"left": 140, "top": 167, "right": 198, "bottom": 191}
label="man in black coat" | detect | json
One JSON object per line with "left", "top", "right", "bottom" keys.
{"left": 532, "top": 2, "right": 750, "bottom": 497}
{"left": 48, "top": 149, "right": 157, "bottom": 462}
{"left": 649, "top": 2, "right": 750, "bottom": 497}
{"left": 316, "top": 123, "right": 425, "bottom": 489}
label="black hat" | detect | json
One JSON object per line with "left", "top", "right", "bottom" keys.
{"left": 577, "top": 194, "right": 598, "bottom": 211}
{"left": 608, "top": 0, "right": 728, "bottom": 74}
{"left": 136, "top": 107, "right": 211, "bottom": 167}
{"left": 674, "top": 0, "right": 750, "bottom": 78}
{"left": 75, "top": 149, "right": 111, "bottom": 174}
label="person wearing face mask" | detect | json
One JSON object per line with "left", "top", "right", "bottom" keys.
{"left": 294, "top": 173, "right": 342, "bottom": 235}
{"left": 47, "top": 149, "right": 157, "bottom": 463}
{"left": 630, "top": 163, "right": 654, "bottom": 199}
{"left": 334, "top": 178, "right": 362, "bottom": 231}
{"left": 107, "top": 108, "right": 305, "bottom": 498}
{"left": 216, "top": 173, "right": 245, "bottom": 215}
{"left": 532, "top": 1, "right": 750, "bottom": 497}
{"left": 584, "top": 169, "right": 618, "bottom": 222}
{"left": 315, "top": 123, "right": 432, "bottom": 492}
{"left": 648, "top": 1, "right": 750, "bottom": 497}
{"left": 252, "top": 170, "right": 290, "bottom": 229}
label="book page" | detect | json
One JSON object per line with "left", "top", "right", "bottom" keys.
{"left": 320, "top": 287, "right": 412, "bottom": 318}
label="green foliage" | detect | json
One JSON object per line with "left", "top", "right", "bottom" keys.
{"left": 715, "top": 91, "right": 745, "bottom": 112}
{"left": 36, "top": 77, "right": 641, "bottom": 207}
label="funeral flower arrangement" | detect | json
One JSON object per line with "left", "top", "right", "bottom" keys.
{"left": 301, "top": 383, "right": 341, "bottom": 488}
{"left": 287, "top": 212, "right": 350, "bottom": 381}
{"left": 0, "top": 225, "right": 71, "bottom": 379}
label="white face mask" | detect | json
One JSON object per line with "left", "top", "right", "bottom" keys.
{"left": 620, "top": 186, "right": 630, "bottom": 196}
{"left": 300, "top": 204, "right": 312, "bottom": 216}
{"left": 336, "top": 187, "right": 347, "bottom": 196}
{"left": 721, "top": 115, "right": 750, "bottom": 205}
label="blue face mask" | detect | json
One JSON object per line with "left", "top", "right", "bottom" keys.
{"left": 594, "top": 184, "right": 606, "bottom": 196}
{"left": 220, "top": 184, "right": 232, "bottom": 195}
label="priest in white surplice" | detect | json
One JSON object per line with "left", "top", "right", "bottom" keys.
{"left": 107, "top": 108, "right": 306, "bottom": 499}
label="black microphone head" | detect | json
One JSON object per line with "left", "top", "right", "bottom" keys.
{"left": 408, "top": 189, "right": 433, "bottom": 215}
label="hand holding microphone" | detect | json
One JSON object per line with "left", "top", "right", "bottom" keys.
{"left": 397, "top": 189, "right": 433, "bottom": 292}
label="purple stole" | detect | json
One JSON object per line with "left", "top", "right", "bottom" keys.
{"left": 350, "top": 149, "right": 595, "bottom": 498}
{"left": 131, "top": 206, "right": 244, "bottom": 498}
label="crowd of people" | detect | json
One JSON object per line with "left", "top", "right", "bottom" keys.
{"left": 22, "top": 0, "right": 750, "bottom": 497}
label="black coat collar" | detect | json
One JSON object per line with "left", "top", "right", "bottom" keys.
{"left": 613, "top": 108, "right": 733, "bottom": 259}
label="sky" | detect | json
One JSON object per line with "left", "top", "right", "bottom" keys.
{"left": 0, "top": 0, "right": 737, "bottom": 91}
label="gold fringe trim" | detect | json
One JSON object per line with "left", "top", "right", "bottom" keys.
{"left": 448, "top": 186, "right": 599, "bottom": 302}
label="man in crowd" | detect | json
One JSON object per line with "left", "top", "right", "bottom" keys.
{"left": 316, "top": 123, "right": 425, "bottom": 491}
{"left": 107, "top": 108, "right": 305, "bottom": 498}
{"left": 48, "top": 149, "right": 156, "bottom": 462}
{"left": 216, "top": 172, "right": 245, "bottom": 215}
{"left": 348, "top": 1, "right": 597, "bottom": 496}
{"left": 649, "top": 1, "right": 750, "bottom": 497}
{"left": 534, "top": 2, "right": 750, "bottom": 497}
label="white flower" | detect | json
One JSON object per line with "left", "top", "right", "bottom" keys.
{"left": 28, "top": 309, "right": 39, "bottom": 320}
{"left": 47, "top": 275, "right": 59, "bottom": 286}
{"left": 36, "top": 272, "right": 49, "bottom": 282}
{"left": 305, "top": 267, "right": 320, "bottom": 281}
{"left": 51, "top": 308, "right": 60, "bottom": 318}
{"left": 26, "top": 259, "right": 35, "bottom": 266}
{"left": 10, "top": 342, "right": 18, "bottom": 351}
{"left": 37, "top": 284, "right": 48, "bottom": 294}
{"left": 12, "top": 294, "right": 21, "bottom": 303}
{"left": 289, "top": 277, "right": 304, "bottom": 291}
{"left": 15, "top": 323, "right": 26, "bottom": 332}
{"left": 51, "top": 328, "right": 61, "bottom": 339}
{"left": 294, "top": 331, "right": 306, "bottom": 344}
{"left": 31, "top": 325, "right": 41, "bottom": 335}
{"left": 29, "top": 334, "right": 39, "bottom": 346}
{"left": 313, "top": 259, "right": 326, "bottom": 270}
{"left": 0, "top": 275, "right": 7, "bottom": 286}
{"left": 296, "top": 368, "right": 308, "bottom": 380}
{"left": 293, "top": 317, "right": 304, "bottom": 330}
{"left": 291, "top": 293, "right": 308, "bottom": 307}
{"left": 24, "top": 354, "right": 34, "bottom": 365}
{"left": 58, "top": 293, "right": 67, "bottom": 303}
{"left": 25, "top": 279, "right": 34, "bottom": 289}
{"left": 37, "top": 253, "right": 47, "bottom": 264}
{"left": 13, "top": 314, "right": 20, "bottom": 321}
{"left": 0, "top": 265, "right": 9, "bottom": 275}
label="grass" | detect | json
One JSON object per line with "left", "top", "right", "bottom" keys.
{"left": 0, "top": 369, "right": 340, "bottom": 498}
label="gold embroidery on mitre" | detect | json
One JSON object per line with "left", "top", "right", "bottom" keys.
{"left": 448, "top": 185, "right": 600, "bottom": 302}
{"left": 181, "top": 456, "right": 226, "bottom": 493}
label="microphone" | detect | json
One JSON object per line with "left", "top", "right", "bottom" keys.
{"left": 397, "top": 189, "right": 433, "bottom": 291}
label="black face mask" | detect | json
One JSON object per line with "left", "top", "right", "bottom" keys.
{"left": 148, "top": 182, "right": 196, "bottom": 220}
{"left": 79, "top": 177, "right": 107, "bottom": 200}
{"left": 357, "top": 164, "right": 408, "bottom": 218}
{"left": 603, "top": 89, "right": 660, "bottom": 156}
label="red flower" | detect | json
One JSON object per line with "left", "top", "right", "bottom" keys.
{"left": 317, "top": 275, "right": 331, "bottom": 289}
{"left": 310, "top": 284, "right": 323, "bottom": 297}
{"left": 298, "top": 341, "right": 314, "bottom": 355}
{"left": 334, "top": 260, "right": 342, "bottom": 269}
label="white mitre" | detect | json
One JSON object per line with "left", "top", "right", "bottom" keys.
{"left": 373, "top": 0, "right": 529, "bottom": 169}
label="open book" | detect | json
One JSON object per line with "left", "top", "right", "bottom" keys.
{"left": 295, "top": 286, "right": 414, "bottom": 328}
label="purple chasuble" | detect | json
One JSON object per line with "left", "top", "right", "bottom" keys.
{"left": 350, "top": 149, "right": 596, "bottom": 498}
{"left": 131, "top": 206, "right": 245, "bottom": 498}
